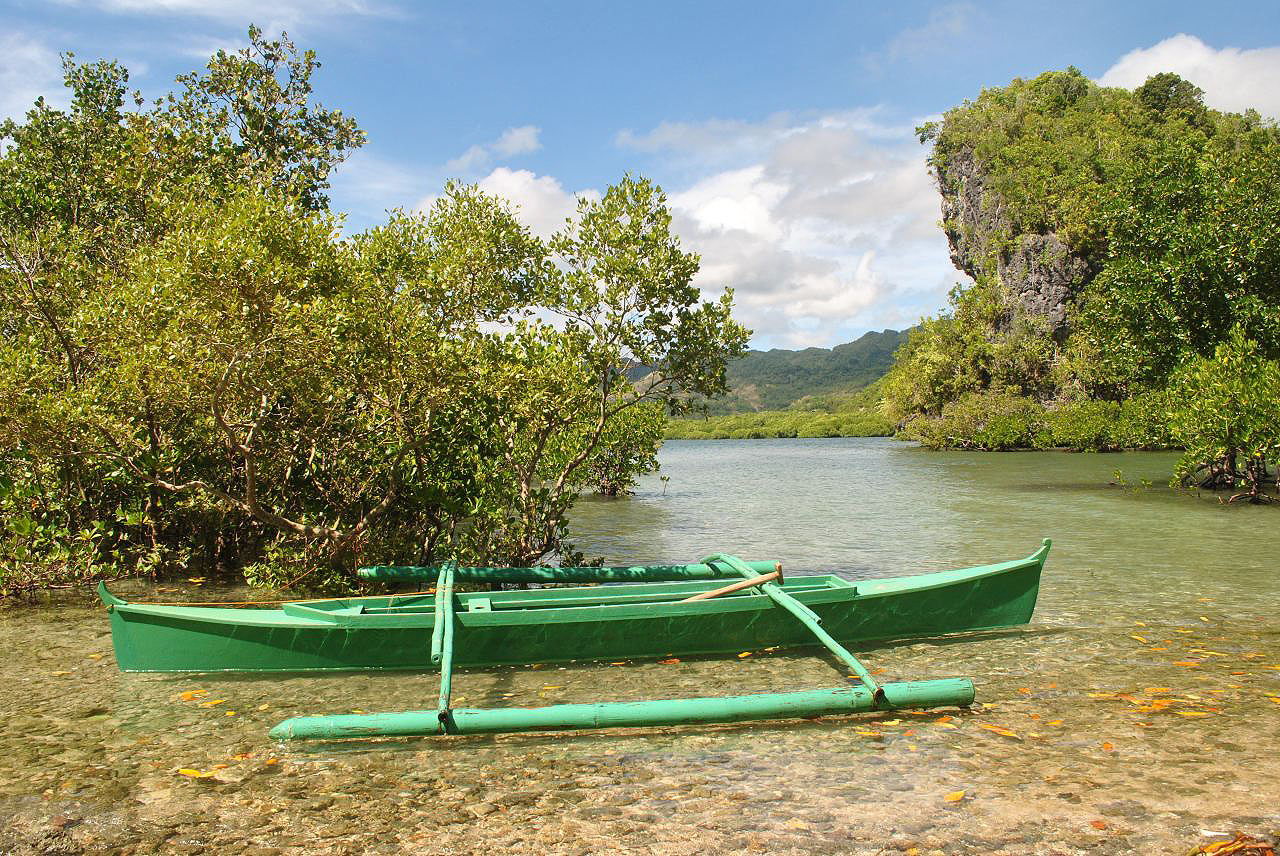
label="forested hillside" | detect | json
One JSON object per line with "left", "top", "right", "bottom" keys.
{"left": 705, "top": 329, "right": 906, "bottom": 414}
{"left": 883, "top": 69, "right": 1280, "bottom": 501}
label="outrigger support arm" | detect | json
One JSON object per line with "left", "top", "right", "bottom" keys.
{"left": 700, "top": 553, "right": 883, "bottom": 699}
{"left": 431, "top": 562, "right": 457, "bottom": 730}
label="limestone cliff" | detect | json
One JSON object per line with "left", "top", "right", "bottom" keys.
{"left": 935, "top": 146, "right": 1098, "bottom": 341}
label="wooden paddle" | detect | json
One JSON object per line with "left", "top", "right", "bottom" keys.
{"left": 679, "top": 571, "right": 780, "bottom": 602}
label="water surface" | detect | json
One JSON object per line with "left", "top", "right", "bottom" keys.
{"left": 3, "top": 438, "right": 1277, "bottom": 854}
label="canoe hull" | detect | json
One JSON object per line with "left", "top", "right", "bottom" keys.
{"left": 101, "top": 543, "right": 1047, "bottom": 673}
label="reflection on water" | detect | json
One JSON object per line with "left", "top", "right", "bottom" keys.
{"left": 2, "top": 438, "right": 1278, "bottom": 854}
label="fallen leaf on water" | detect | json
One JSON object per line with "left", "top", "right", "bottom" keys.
{"left": 257, "top": 703, "right": 269, "bottom": 711}
{"left": 225, "top": 711, "right": 236, "bottom": 716}
{"left": 187, "top": 577, "right": 206, "bottom": 584}
{"left": 1266, "top": 696, "right": 1280, "bottom": 704}
{"left": 200, "top": 699, "right": 226, "bottom": 707}
{"left": 936, "top": 722, "right": 957, "bottom": 729}
{"left": 1172, "top": 661, "right": 1202, "bottom": 667}
{"left": 1088, "top": 692, "right": 1118, "bottom": 699}
{"left": 1145, "top": 687, "right": 1171, "bottom": 694}
{"left": 211, "top": 764, "right": 229, "bottom": 770}
{"left": 1017, "top": 687, "right": 1031, "bottom": 694}
{"left": 178, "top": 690, "right": 208, "bottom": 702}
{"left": 1150, "top": 646, "right": 1170, "bottom": 651}
{"left": 1101, "top": 741, "right": 1115, "bottom": 751}
{"left": 944, "top": 790, "right": 965, "bottom": 802}
{"left": 880, "top": 719, "right": 902, "bottom": 726}
{"left": 1199, "top": 616, "right": 1210, "bottom": 622}
{"left": 87, "top": 653, "right": 105, "bottom": 660}
{"left": 541, "top": 685, "right": 563, "bottom": 690}
{"left": 1047, "top": 719, "right": 1063, "bottom": 726}
{"left": 1134, "top": 620, "right": 1147, "bottom": 626}
{"left": 231, "top": 753, "right": 253, "bottom": 761}
{"left": 1117, "top": 694, "right": 1142, "bottom": 705}
{"left": 608, "top": 662, "right": 626, "bottom": 666}
{"left": 50, "top": 670, "right": 71, "bottom": 677}
{"left": 907, "top": 744, "right": 918, "bottom": 751}
{"left": 264, "top": 758, "right": 278, "bottom": 765}
{"left": 870, "top": 668, "right": 887, "bottom": 675}
{"left": 1177, "top": 711, "right": 1212, "bottom": 717}
{"left": 1130, "top": 635, "right": 1149, "bottom": 643}
{"left": 177, "top": 768, "right": 215, "bottom": 778}
{"left": 979, "top": 724, "right": 1020, "bottom": 739}
{"left": 737, "top": 651, "right": 752, "bottom": 658}
{"left": 1090, "top": 819, "right": 1108, "bottom": 830}
{"left": 1044, "top": 683, "right": 1057, "bottom": 689}
{"left": 658, "top": 658, "right": 681, "bottom": 665}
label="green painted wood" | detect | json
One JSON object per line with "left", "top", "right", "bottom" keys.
{"left": 358, "top": 560, "right": 780, "bottom": 584}
{"left": 268, "top": 679, "right": 976, "bottom": 740}
{"left": 100, "top": 541, "right": 1051, "bottom": 673}
{"left": 429, "top": 562, "right": 455, "bottom": 666}
{"left": 435, "top": 564, "right": 457, "bottom": 718}
{"left": 702, "top": 552, "right": 881, "bottom": 695}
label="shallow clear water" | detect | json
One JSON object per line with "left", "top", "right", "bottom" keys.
{"left": 3, "top": 438, "right": 1278, "bottom": 854}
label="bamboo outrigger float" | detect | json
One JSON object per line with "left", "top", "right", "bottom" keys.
{"left": 98, "top": 540, "right": 1051, "bottom": 741}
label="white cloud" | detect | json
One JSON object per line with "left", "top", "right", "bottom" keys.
{"left": 0, "top": 33, "right": 66, "bottom": 122}
{"left": 1099, "top": 34, "right": 1280, "bottom": 120}
{"left": 475, "top": 167, "right": 598, "bottom": 239}
{"left": 445, "top": 125, "right": 542, "bottom": 174}
{"left": 884, "top": 2, "right": 976, "bottom": 62}
{"left": 624, "top": 111, "right": 955, "bottom": 348}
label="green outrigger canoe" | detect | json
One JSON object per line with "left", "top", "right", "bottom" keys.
{"left": 98, "top": 540, "right": 1050, "bottom": 740}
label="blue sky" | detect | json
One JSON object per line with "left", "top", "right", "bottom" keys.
{"left": 4, "top": 2, "right": 1280, "bottom": 348}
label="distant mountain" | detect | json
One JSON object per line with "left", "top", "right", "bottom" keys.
{"left": 706, "top": 329, "right": 907, "bottom": 414}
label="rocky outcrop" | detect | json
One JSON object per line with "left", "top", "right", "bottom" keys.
{"left": 936, "top": 147, "right": 1098, "bottom": 341}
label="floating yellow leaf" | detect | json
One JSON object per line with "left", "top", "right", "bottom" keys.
{"left": 944, "top": 790, "right": 966, "bottom": 802}
{"left": 50, "top": 670, "right": 72, "bottom": 677}
{"left": 658, "top": 658, "right": 681, "bottom": 665}
{"left": 1090, "top": 819, "right": 1107, "bottom": 830}
{"left": 1133, "top": 620, "right": 1146, "bottom": 626}
{"left": 1172, "top": 661, "right": 1202, "bottom": 667}
{"left": 1130, "top": 635, "right": 1149, "bottom": 643}
{"left": 979, "top": 724, "right": 1020, "bottom": 739}
{"left": 1177, "top": 711, "right": 1211, "bottom": 717}
{"left": 1101, "top": 741, "right": 1115, "bottom": 751}
{"left": 178, "top": 690, "right": 208, "bottom": 702}
{"left": 187, "top": 577, "right": 206, "bottom": 583}
{"left": 1047, "top": 719, "right": 1063, "bottom": 726}
{"left": 177, "top": 768, "right": 215, "bottom": 778}
{"left": 200, "top": 699, "right": 226, "bottom": 707}
{"left": 1145, "top": 687, "right": 1171, "bottom": 694}
{"left": 225, "top": 710, "right": 236, "bottom": 716}
{"left": 737, "top": 651, "right": 752, "bottom": 658}
{"left": 906, "top": 744, "right": 917, "bottom": 751}
{"left": 541, "top": 685, "right": 563, "bottom": 690}
{"left": 257, "top": 703, "right": 270, "bottom": 710}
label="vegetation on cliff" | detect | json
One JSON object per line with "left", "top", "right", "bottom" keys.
{"left": 887, "top": 68, "right": 1280, "bottom": 500}
{"left": 0, "top": 31, "right": 748, "bottom": 594}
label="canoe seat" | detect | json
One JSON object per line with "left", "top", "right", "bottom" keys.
{"left": 330, "top": 605, "right": 364, "bottom": 615}
{"left": 467, "top": 598, "right": 493, "bottom": 613}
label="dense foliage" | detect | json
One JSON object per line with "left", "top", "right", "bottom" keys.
{"left": 889, "top": 69, "right": 1280, "bottom": 501}
{"left": 0, "top": 32, "right": 748, "bottom": 594}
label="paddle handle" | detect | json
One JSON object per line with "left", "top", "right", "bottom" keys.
{"left": 679, "top": 571, "right": 779, "bottom": 602}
